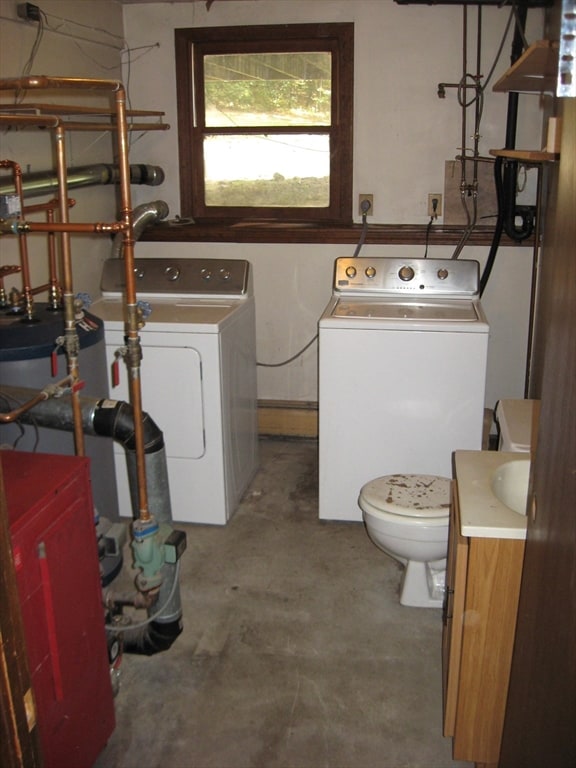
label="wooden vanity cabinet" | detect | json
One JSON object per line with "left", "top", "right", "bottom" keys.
{"left": 442, "top": 481, "right": 525, "bottom": 767}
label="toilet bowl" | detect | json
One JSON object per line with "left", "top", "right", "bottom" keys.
{"left": 358, "top": 474, "right": 451, "bottom": 608}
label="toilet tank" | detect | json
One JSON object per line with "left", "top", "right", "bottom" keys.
{"left": 495, "top": 399, "right": 540, "bottom": 452}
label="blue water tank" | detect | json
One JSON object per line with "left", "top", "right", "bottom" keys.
{"left": 0, "top": 304, "right": 119, "bottom": 520}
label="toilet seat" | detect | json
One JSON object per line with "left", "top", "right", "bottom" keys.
{"left": 359, "top": 474, "right": 450, "bottom": 521}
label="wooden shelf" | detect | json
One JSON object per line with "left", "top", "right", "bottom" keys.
{"left": 489, "top": 148, "right": 559, "bottom": 163}
{"left": 493, "top": 40, "right": 559, "bottom": 94}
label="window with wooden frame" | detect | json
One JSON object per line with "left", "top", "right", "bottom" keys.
{"left": 174, "top": 23, "right": 354, "bottom": 224}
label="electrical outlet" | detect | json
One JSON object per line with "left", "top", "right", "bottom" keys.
{"left": 17, "top": 3, "right": 41, "bottom": 21}
{"left": 359, "top": 194, "right": 374, "bottom": 216}
{"left": 428, "top": 193, "right": 443, "bottom": 218}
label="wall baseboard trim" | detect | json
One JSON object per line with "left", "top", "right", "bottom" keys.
{"left": 257, "top": 400, "right": 318, "bottom": 438}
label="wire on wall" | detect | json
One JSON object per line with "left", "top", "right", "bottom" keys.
{"left": 42, "top": 8, "right": 125, "bottom": 51}
{"left": 257, "top": 335, "right": 318, "bottom": 368}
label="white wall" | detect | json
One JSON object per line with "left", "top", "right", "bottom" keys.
{"left": 0, "top": 0, "right": 544, "bottom": 410}
{"left": 122, "top": 0, "right": 543, "bottom": 409}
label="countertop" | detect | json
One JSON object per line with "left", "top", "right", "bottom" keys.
{"left": 454, "top": 450, "right": 529, "bottom": 540}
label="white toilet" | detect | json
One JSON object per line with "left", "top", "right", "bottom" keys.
{"left": 358, "top": 474, "right": 451, "bottom": 608}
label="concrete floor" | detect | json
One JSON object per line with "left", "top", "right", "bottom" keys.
{"left": 95, "top": 438, "right": 471, "bottom": 768}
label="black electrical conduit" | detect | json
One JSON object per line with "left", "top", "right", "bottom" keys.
{"left": 0, "top": 386, "right": 182, "bottom": 655}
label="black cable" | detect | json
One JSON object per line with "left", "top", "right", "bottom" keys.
{"left": 257, "top": 334, "right": 318, "bottom": 368}
{"left": 423, "top": 216, "right": 434, "bottom": 259}
{"left": 0, "top": 391, "right": 40, "bottom": 451}
{"left": 480, "top": 155, "right": 505, "bottom": 297}
{"left": 257, "top": 204, "right": 370, "bottom": 367}
{"left": 352, "top": 210, "right": 369, "bottom": 258}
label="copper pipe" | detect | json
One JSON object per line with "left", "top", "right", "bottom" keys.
{"left": 28, "top": 282, "right": 51, "bottom": 295}
{"left": 0, "top": 74, "right": 151, "bottom": 522}
{"left": 0, "top": 264, "right": 21, "bottom": 306}
{"left": 0, "top": 75, "right": 123, "bottom": 93}
{"left": 1, "top": 220, "right": 127, "bottom": 234}
{"left": 0, "top": 115, "right": 167, "bottom": 132}
{"left": 52, "top": 122, "right": 169, "bottom": 132}
{"left": 46, "top": 208, "right": 60, "bottom": 309}
{"left": 0, "top": 114, "right": 60, "bottom": 128}
{"left": 0, "top": 160, "right": 34, "bottom": 319}
{"left": 0, "top": 102, "right": 164, "bottom": 117}
{"left": 22, "top": 198, "right": 75, "bottom": 215}
{"left": 0, "top": 376, "right": 72, "bottom": 423}
{"left": 114, "top": 82, "right": 150, "bottom": 522}
{"left": 53, "top": 122, "right": 85, "bottom": 457}
{"left": 0, "top": 390, "right": 49, "bottom": 423}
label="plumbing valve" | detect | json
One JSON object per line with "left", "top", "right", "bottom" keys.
{"left": 8, "top": 286, "right": 22, "bottom": 313}
{"left": 137, "top": 299, "right": 152, "bottom": 319}
{"left": 74, "top": 292, "right": 92, "bottom": 318}
{"left": 131, "top": 517, "right": 186, "bottom": 593}
{"left": 131, "top": 517, "right": 164, "bottom": 592}
{"left": 52, "top": 335, "right": 65, "bottom": 377}
{"left": 112, "top": 346, "right": 127, "bottom": 387}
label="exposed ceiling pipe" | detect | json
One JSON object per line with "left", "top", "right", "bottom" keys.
{"left": 0, "top": 385, "right": 184, "bottom": 655}
{"left": 111, "top": 200, "right": 169, "bottom": 259}
{"left": 0, "top": 163, "right": 165, "bottom": 200}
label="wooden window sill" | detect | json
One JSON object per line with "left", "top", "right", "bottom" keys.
{"left": 140, "top": 222, "right": 532, "bottom": 247}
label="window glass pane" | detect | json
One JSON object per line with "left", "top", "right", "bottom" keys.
{"left": 205, "top": 52, "right": 331, "bottom": 127}
{"left": 204, "top": 133, "right": 330, "bottom": 207}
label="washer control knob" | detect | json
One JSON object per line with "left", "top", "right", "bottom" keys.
{"left": 164, "top": 265, "right": 181, "bottom": 282}
{"left": 398, "top": 265, "right": 415, "bottom": 282}
{"left": 437, "top": 268, "right": 449, "bottom": 280}
{"left": 345, "top": 266, "right": 357, "bottom": 279}
{"left": 219, "top": 268, "right": 231, "bottom": 281}
{"left": 201, "top": 268, "right": 212, "bottom": 281}
{"left": 365, "top": 266, "right": 376, "bottom": 279}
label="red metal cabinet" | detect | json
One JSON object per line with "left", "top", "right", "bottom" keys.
{"left": 2, "top": 449, "right": 115, "bottom": 768}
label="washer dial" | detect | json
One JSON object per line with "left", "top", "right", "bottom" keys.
{"left": 398, "top": 265, "right": 415, "bottom": 282}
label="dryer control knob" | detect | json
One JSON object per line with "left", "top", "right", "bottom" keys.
{"left": 398, "top": 265, "right": 415, "bottom": 281}
{"left": 164, "top": 265, "right": 181, "bottom": 282}
{"left": 345, "top": 266, "right": 357, "bottom": 278}
{"left": 365, "top": 266, "right": 376, "bottom": 279}
{"left": 437, "top": 268, "right": 449, "bottom": 280}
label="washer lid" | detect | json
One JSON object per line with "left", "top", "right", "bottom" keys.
{"left": 360, "top": 474, "right": 451, "bottom": 518}
{"left": 332, "top": 299, "right": 480, "bottom": 322}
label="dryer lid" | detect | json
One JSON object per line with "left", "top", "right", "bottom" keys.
{"left": 359, "top": 474, "right": 451, "bottom": 518}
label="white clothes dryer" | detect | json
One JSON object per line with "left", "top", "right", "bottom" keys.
{"left": 92, "top": 257, "right": 258, "bottom": 525}
{"left": 318, "top": 257, "right": 489, "bottom": 522}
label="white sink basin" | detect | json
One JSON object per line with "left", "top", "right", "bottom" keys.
{"left": 491, "top": 460, "right": 531, "bottom": 515}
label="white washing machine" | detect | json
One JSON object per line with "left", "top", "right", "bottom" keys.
{"left": 319, "top": 257, "right": 489, "bottom": 522}
{"left": 92, "top": 257, "right": 258, "bottom": 525}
